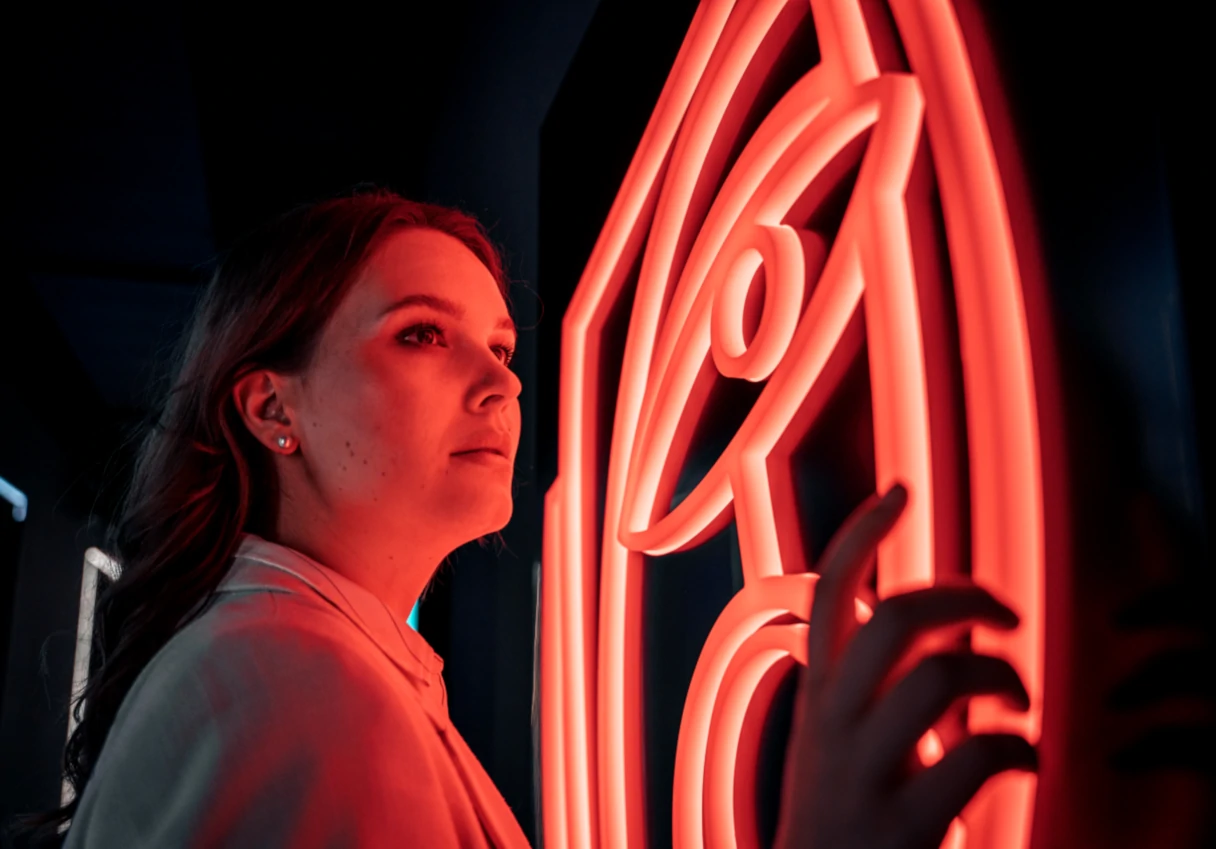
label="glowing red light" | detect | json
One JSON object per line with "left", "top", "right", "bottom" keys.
{"left": 542, "top": 1, "right": 1048, "bottom": 847}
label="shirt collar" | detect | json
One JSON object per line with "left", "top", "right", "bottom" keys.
{"left": 217, "top": 532, "right": 446, "bottom": 688}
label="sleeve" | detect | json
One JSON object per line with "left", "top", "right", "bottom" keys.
{"left": 63, "top": 602, "right": 462, "bottom": 849}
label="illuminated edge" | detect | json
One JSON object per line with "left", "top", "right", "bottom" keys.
{"left": 61, "top": 547, "right": 122, "bottom": 808}
{"left": 542, "top": 0, "right": 1045, "bottom": 847}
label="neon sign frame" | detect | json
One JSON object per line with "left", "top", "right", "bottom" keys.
{"left": 542, "top": 1, "right": 1053, "bottom": 846}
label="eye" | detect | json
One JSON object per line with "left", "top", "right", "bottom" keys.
{"left": 398, "top": 323, "right": 445, "bottom": 347}
{"left": 494, "top": 344, "right": 516, "bottom": 366}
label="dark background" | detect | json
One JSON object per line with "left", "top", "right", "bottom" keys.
{"left": 0, "top": 1, "right": 608, "bottom": 842}
{"left": 2, "top": 0, "right": 1212, "bottom": 847}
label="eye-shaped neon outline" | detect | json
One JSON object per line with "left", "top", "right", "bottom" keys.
{"left": 542, "top": 1, "right": 1047, "bottom": 847}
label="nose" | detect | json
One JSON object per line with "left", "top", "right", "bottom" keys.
{"left": 470, "top": 346, "right": 523, "bottom": 414}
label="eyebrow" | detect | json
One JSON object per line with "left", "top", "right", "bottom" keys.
{"left": 379, "top": 293, "right": 516, "bottom": 335}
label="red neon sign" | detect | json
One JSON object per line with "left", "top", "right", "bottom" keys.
{"left": 542, "top": 1, "right": 1050, "bottom": 847}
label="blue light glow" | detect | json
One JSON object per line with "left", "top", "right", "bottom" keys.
{"left": 0, "top": 476, "right": 28, "bottom": 522}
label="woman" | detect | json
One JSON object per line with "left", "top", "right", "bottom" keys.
{"left": 15, "top": 190, "right": 1034, "bottom": 847}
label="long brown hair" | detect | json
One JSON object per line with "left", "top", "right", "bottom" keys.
{"left": 10, "top": 189, "right": 509, "bottom": 846}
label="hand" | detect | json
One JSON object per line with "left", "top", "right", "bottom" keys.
{"left": 774, "top": 484, "right": 1037, "bottom": 849}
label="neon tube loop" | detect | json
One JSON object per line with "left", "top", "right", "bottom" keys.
{"left": 543, "top": 0, "right": 1047, "bottom": 847}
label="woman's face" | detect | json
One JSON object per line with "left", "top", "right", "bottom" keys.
{"left": 278, "top": 227, "right": 521, "bottom": 555}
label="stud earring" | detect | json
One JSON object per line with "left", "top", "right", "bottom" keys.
{"left": 276, "top": 434, "right": 293, "bottom": 450}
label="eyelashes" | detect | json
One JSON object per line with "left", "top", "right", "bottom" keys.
{"left": 398, "top": 322, "right": 444, "bottom": 348}
{"left": 397, "top": 321, "right": 516, "bottom": 367}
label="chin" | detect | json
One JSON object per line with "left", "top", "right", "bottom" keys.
{"left": 486, "top": 494, "right": 514, "bottom": 532}
{"left": 461, "top": 492, "right": 514, "bottom": 540}
{"left": 429, "top": 474, "right": 514, "bottom": 543}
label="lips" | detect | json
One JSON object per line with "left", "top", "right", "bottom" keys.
{"left": 452, "top": 432, "right": 513, "bottom": 461}
{"left": 453, "top": 448, "right": 509, "bottom": 459}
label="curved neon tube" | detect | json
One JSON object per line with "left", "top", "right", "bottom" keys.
{"left": 542, "top": 0, "right": 1049, "bottom": 847}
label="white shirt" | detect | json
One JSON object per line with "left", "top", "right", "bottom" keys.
{"left": 64, "top": 532, "right": 533, "bottom": 848}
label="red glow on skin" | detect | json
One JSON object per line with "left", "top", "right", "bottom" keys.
{"left": 543, "top": 0, "right": 1050, "bottom": 847}
{"left": 236, "top": 228, "right": 522, "bottom": 630}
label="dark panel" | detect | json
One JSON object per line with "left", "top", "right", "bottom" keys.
{"left": 9, "top": 3, "right": 214, "bottom": 270}
{"left": 0, "top": 515, "right": 24, "bottom": 728}
{"left": 183, "top": 2, "right": 473, "bottom": 248}
{"left": 538, "top": 0, "right": 703, "bottom": 491}
{"left": 643, "top": 525, "right": 740, "bottom": 848}
{"left": 0, "top": 271, "right": 125, "bottom": 521}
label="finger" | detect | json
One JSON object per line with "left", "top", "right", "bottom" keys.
{"left": 895, "top": 733, "right": 1037, "bottom": 847}
{"left": 855, "top": 653, "right": 1030, "bottom": 783}
{"left": 807, "top": 483, "right": 908, "bottom": 693}
{"left": 830, "top": 585, "right": 1020, "bottom": 719}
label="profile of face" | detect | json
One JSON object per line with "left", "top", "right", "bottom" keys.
{"left": 237, "top": 227, "right": 521, "bottom": 570}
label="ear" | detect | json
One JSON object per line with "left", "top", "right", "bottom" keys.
{"left": 232, "top": 369, "right": 297, "bottom": 453}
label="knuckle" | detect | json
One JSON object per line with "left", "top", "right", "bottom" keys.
{"left": 871, "top": 594, "right": 917, "bottom": 639}
{"left": 919, "top": 653, "right": 959, "bottom": 695}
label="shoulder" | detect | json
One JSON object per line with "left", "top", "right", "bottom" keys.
{"left": 68, "top": 592, "right": 460, "bottom": 846}
{"left": 126, "top": 588, "right": 413, "bottom": 729}
{"left": 98, "top": 588, "right": 437, "bottom": 786}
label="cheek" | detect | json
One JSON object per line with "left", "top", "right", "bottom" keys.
{"left": 310, "top": 361, "right": 446, "bottom": 495}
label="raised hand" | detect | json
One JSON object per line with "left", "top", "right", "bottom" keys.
{"left": 775, "top": 484, "right": 1037, "bottom": 849}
